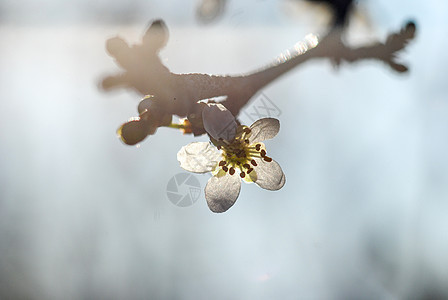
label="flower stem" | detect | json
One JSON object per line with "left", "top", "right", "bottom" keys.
{"left": 166, "top": 123, "right": 188, "bottom": 129}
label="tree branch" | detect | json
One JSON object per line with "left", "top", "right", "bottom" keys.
{"left": 102, "top": 20, "right": 417, "bottom": 144}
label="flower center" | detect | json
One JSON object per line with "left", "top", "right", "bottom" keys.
{"left": 216, "top": 127, "right": 272, "bottom": 178}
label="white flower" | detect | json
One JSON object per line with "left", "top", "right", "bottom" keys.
{"left": 177, "top": 118, "right": 285, "bottom": 213}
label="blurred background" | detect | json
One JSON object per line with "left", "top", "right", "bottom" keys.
{"left": 1, "top": 0, "right": 447, "bottom": 299}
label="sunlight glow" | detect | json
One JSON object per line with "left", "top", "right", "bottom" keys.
{"left": 277, "top": 33, "right": 319, "bottom": 63}
{"left": 305, "top": 33, "right": 319, "bottom": 48}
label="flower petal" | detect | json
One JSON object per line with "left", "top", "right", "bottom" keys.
{"left": 252, "top": 158, "right": 285, "bottom": 191}
{"left": 177, "top": 142, "right": 221, "bottom": 173}
{"left": 249, "top": 118, "right": 280, "bottom": 144}
{"left": 202, "top": 103, "right": 237, "bottom": 141}
{"left": 205, "top": 174, "right": 241, "bottom": 213}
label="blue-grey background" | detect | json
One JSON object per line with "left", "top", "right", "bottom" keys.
{"left": 1, "top": 0, "right": 447, "bottom": 299}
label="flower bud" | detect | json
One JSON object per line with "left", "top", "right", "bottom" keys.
{"left": 117, "top": 118, "right": 151, "bottom": 145}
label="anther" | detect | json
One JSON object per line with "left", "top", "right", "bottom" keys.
{"left": 251, "top": 159, "right": 257, "bottom": 166}
{"left": 263, "top": 156, "right": 272, "bottom": 162}
{"left": 247, "top": 168, "right": 253, "bottom": 174}
{"left": 260, "top": 149, "right": 266, "bottom": 157}
{"left": 255, "top": 144, "right": 261, "bottom": 151}
{"left": 243, "top": 163, "right": 250, "bottom": 169}
{"left": 244, "top": 139, "right": 250, "bottom": 144}
{"left": 222, "top": 166, "right": 228, "bottom": 172}
{"left": 244, "top": 128, "right": 251, "bottom": 134}
{"left": 236, "top": 161, "right": 241, "bottom": 165}
{"left": 229, "top": 167, "right": 235, "bottom": 175}
{"left": 219, "top": 161, "right": 226, "bottom": 166}
{"left": 240, "top": 172, "right": 246, "bottom": 178}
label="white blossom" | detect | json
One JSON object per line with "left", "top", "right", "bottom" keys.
{"left": 178, "top": 118, "right": 285, "bottom": 213}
